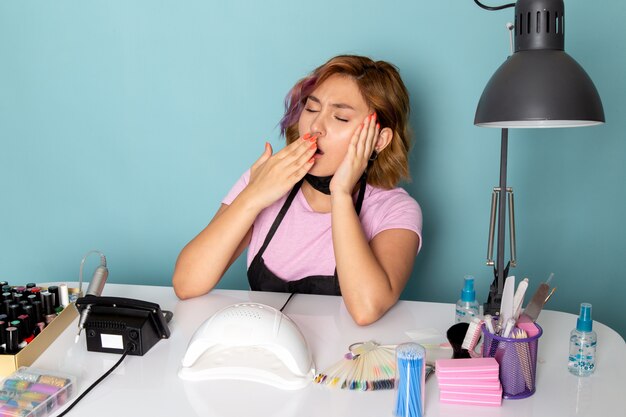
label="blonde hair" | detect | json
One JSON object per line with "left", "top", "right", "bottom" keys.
{"left": 280, "top": 55, "right": 412, "bottom": 189}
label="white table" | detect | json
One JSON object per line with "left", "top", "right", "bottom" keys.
{"left": 31, "top": 284, "right": 624, "bottom": 417}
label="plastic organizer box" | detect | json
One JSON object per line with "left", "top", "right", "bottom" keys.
{"left": 0, "top": 367, "right": 76, "bottom": 417}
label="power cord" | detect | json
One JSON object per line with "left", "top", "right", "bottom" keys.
{"left": 279, "top": 293, "right": 296, "bottom": 312}
{"left": 56, "top": 345, "right": 131, "bottom": 416}
{"left": 474, "top": 0, "right": 515, "bottom": 11}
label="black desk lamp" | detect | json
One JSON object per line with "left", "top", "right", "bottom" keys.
{"left": 473, "top": 0, "right": 605, "bottom": 315}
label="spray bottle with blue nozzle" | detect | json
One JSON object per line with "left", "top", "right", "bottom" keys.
{"left": 455, "top": 275, "right": 480, "bottom": 323}
{"left": 568, "top": 303, "right": 597, "bottom": 376}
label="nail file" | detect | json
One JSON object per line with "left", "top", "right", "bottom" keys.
{"left": 512, "top": 278, "right": 529, "bottom": 320}
{"left": 520, "top": 283, "right": 550, "bottom": 322}
{"left": 499, "top": 276, "right": 515, "bottom": 327}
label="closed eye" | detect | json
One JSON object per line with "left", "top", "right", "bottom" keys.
{"left": 335, "top": 116, "right": 349, "bottom": 122}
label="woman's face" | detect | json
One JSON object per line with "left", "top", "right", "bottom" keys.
{"left": 298, "top": 74, "right": 371, "bottom": 177}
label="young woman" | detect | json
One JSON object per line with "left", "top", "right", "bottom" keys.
{"left": 173, "top": 55, "right": 422, "bottom": 325}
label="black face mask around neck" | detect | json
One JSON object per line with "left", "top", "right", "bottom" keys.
{"left": 304, "top": 172, "right": 368, "bottom": 214}
{"left": 304, "top": 174, "right": 333, "bottom": 195}
{"left": 303, "top": 151, "right": 378, "bottom": 197}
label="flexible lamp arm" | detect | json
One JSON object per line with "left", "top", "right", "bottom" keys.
{"left": 483, "top": 128, "right": 513, "bottom": 316}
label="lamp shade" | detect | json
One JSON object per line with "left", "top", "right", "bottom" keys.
{"left": 474, "top": 0, "right": 605, "bottom": 128}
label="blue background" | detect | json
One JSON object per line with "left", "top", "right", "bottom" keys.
{"left": 1, "top": 1, "right": 624, "bottom": 338}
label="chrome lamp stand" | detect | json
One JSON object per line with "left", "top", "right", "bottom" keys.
{"left": 484, "top": 128, "right": 517, "bottom": 316}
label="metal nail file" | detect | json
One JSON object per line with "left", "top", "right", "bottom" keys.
{"left": 520, "top": 283, "right": 550, "bottom": 322}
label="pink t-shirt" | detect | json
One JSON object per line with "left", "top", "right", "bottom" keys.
{"left": 223, "top": 170, "right": 422, "bottom": 281}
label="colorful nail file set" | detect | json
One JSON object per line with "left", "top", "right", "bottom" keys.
{"left": 0, "top": 367, "right": 75, "bottom": 417}
{"left": 435, "top": 357, "right": 502, "bottom": 407}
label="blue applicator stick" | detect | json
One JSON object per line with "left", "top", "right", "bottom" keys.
{"left": 394, "top": 343, "right": 425, "bottom": 417}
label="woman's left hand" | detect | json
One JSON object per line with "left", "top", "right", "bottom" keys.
{"left": 329, "top": 113, "right": 379, "bottom": 196}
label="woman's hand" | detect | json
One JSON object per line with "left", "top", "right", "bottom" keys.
{"left": 242, "top": 134, "right": 318, "bottom": 210}
{"left": 330, "top": 113, "right": 379, "bottom": 196}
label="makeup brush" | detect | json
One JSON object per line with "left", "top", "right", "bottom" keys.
{"left": 446, "top": 322, "right": 471, "bottom": 359}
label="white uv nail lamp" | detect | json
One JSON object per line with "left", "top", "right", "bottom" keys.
{"left": 179, "top": 302, "right": 315, "bottom": 390}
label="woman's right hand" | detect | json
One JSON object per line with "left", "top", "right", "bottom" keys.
{"left": 242, "top": 134, "right": 318, "bottom": 210}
